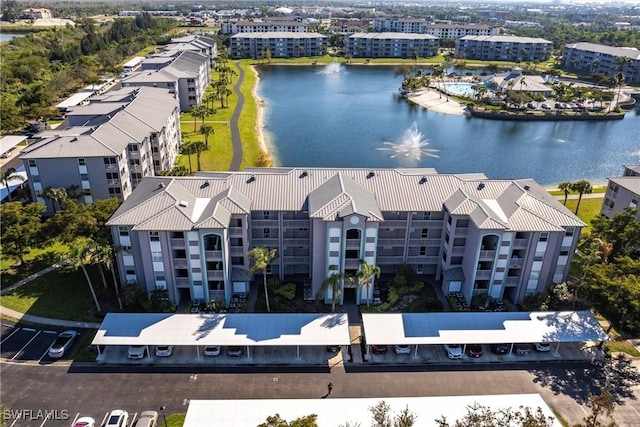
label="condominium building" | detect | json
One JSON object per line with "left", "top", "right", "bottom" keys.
{"left": 164, "top": 35, "right": 218, "bottom": 70}
{"left": 230, "top": 32, "right": 327, "bottom": 59}
{"left": 562, "top": 42, "right": 640, "bottom": 85}
{"left": 106, "top": 168, "right": 583, "bottom": 308}
{"left": 20, "top": 87, "right": 181, "bottom": 214}
{"left": 373, "top": 18, "right": 500, "bottom": 38}
{"left": 221, "top": 20, "right": 309, "bottom": 35}
{"left": 455, "top": 36, "right": 553, "bottom": 62}
{"left": 345, "top": 33, "right": 439, "bottom": 58}
{"left": 121, "top": 50, "right": 211, "bottom": 112}
{"left": 600, "top": 165, "right": 640, "bottom": 219}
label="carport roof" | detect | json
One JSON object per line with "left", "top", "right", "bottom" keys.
{"left": 362, "top": 311, "right": 609, "bottom": 345}
{"left": 92, "top": 313, "right": 350, "bottom": 346}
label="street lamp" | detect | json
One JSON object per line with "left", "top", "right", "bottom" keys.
{"left": 159, "top": 406, "right": 168, "bottom": 427}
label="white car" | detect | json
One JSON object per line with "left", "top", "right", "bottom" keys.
{"left": 105, "top": 410, "right": 128, "bottom": 427}
{"left": 541, "top": 103, "right": 551, "bottom": 109}
{"left": 444, "top": 344, "right": 463, "bottom": 359}
{"left": 394, "top": 344, "right": 411, "bottom": 354}
{"left": 535, "top": 342, "right": 552, "bottom": 352}
{"left": 136, "top": 411, "right": 158, "bottom": 427}
{"left": 72, "top": 417, "right": 95, "bottom": 427}
{"left": 127, "top": 345, "right": 146, "bottom": 360}
{"left": 48, "top": 330, "right": 77, "bottom": 359}
{"left": 204, "top": 345, "right": 221, "bottom": 357}
{"left": 155, "top": 345, "right": 173, "bottom": 357}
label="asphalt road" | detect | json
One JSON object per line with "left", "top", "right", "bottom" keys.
{"left": 2, "top": 359, "right": 639, "bottom": 427}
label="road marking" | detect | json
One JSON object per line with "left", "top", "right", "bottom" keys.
{"left": 2, "top": 323, "right": 15, "bottom": 328}
{"left": 99, "top": 412, "right": 109, "bottom": 427}
{"left": 129, "top": 412, "right": 138, "bottom": 426}
{"left": 8, "top": 416, "right": 19, "bottom": 427}
{"left": 273, "top": 377, "right": 279, "bottom": 382}
{"left": 11, "top": 330, "right": 41, "bottom": 360}
{"left": 190, "top": 374, "right": 198, "bottom": 381}
{"left": 38, "top": 343, "right": 53, "bottom": 363}
{"left": 70, "top": 413, "right": 80, "bottom": 425}
{"left": 0, "top": 327, "right": 21, "bottom": 345}
{"left": 43, "top": 330, "right": 57, "bottom": 335}
{"left": 23, "top": 327, "right": 36, "bottom": 332}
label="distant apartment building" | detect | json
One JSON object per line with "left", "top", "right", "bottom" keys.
{"left": 562, "top": 42, "right": 640, "bottom": 85}
{"left": 121, "top": 50, "right": 210, "bottom": 112}
{"left": 230, "top": 32, "right": 327, "bottom": 59}
{"left": 221, "top": 20, "right": 309, "bottom": 35}
{"left": 600, "top": 165, "right": 640, "bottom": 219}
{"left": 20, "top": 87, "right": 181, "bottom": 214}
{"left": 22, "top": 8, "right": 52, "bottom": 19}
{"left": 373, "top": 18, "right": 500, "bottom": 38}
{"left": 164, "top": 35, "right": 218, "bottom": 69}
{"left": 330, "top": 17, "right": 370, "bottom": 34}
{"left": 456, "top": 36, "right": 553, "bottom": 62}
{"left": 345, "top": 33, "right": 439, "bottom": 58}
{"left": 106, "top": 168, "right": 583, "bottom": 308}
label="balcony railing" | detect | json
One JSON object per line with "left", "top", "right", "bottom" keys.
{"left": 451, "top": 246, "right": 465, "bottom": 255}
{"left": 345, "top": 239, "right": 360, "bottom": 249}
{"left": 505, "top": 277, "right": 520, "bottom": 285}
{"left": 509, "top": 258, "right": 524, "bottom": 268}
{"left": 479, "top": 250, "right": 496, "bottom": 259}
{"left": 476, "top": 269, "right": 492, "bottom": 279}
{"left": 251, "top": 220, "right": 279, "bottom": 227}
{"left": 229, "top": 247, "right": 244, "bottom": 256}
{"left": 513, "top": 238, "right": 528, "bottom": 248}
{"left": 205, "top": 250, "right": 223, "bottom": 260}
{"left": 207, "top": 270, "right": 224, "bottom": 279}
{"left": 228, "top": 227, "right": 243, "bottom": 237}
{"left": 175, "top": 278, "right": 190, "bottom": 287}
{"left": 173, "top": 259, "right": 188, "bottom": 268}
{"left": 170, "top": 238, "right": 185, "bottom": 247}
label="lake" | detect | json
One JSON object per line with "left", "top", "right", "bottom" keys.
{"left": 0, "top": 33, "right": 23, "bottom": 42}
{"left": 256, "top": 64, "right": 640, "bottom": 187}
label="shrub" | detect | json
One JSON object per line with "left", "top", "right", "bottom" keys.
{"left": 274, "top": 282, "right": 296, "bottom": 300}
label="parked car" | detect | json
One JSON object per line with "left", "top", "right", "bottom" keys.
{"left": 541, "top": 103, "right": 551, "bottom": 109}
{"left": 371, "top": 345, "right": 388, "bottom": 354}
{"left": 227, "top": 346, "right": 244, "bottom": 357}
{"left": 326, "top": 345, "right": 340, "bottom": 353}
{"left": 155, "top": 345, "right": 173, "bottom": 357}
{"left": 127, "top": 345, "right": 146, "bottom": 360}
{"left": 527, "top": 102, "right": 536, "bottom": 109}
{"left": 135, "top": 411, "right": 158, "bottom": 427}
{"left": 204, "top": 345, "right": 221, "bottom": 357}
{"left": 515, "top": 344, "right": 530, "bottom": 355}
{"left": 72, "top": 417, "right": 95, "bottom": 427}
{"left": 105, "top": 410, "right": 128, "bottom": 427}
{"left": 467, "top": 344, "right": 483, "bottom": 358}
{"left": 491, "top": 344, "right": 509, "bottom": 355}
{"left": 535, "top": 342, "right": 552, "bottom": 352}
{"left": 444, "top": 344, "right": 463, "bottom": 359}
{"left": 48, "top": 330, "right": 77, "bottom": 359}
{"left": 554, "top": 102, "right": 562, "bottom": 109}
{"left": 394, "top": 344, "right": 411, "bottom": 354}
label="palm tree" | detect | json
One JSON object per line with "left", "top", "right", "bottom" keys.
{"left": 94, "top": 242, "right": 123, "bottom": 309}
{"left": 247, "top": 247, "right": 278, "bottom": 313}
{"left": 1, "top": 168, "right": 25, "bottom": 202}
{"left": 317, "top": 272, "right": 342, "bottom": 312}
{"left": 69, "top": 237, "right": 102, "bottom": 312}
{"left": 592, "top": 238, "right": 613, "bottom": 265}
{"left": 43, "top": 186, "right": 68, "bottom": 214}
{"left": 199, "top": 124, "right": 214, "bottom": 149}
{"left": 571, "top": 180, "right": 593, "bottom": 215}
{"left": 613, "top": 71, "right": 625, "bottom": 111}
{"left": 180, "top": 142, "right": 196, "bottom": 174}
{"left": 558, "top": 181, "right": 573, "bottom": 206}
{"left": 356, "top": 260, "right": 381, "bottom": 306}
{"left": 189, "top": 105, "right": 207, "bottom": 132}
{"left": 191, "top": 140, "right": 207, "bottom": 172}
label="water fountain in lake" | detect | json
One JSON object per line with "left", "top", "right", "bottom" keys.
{"left": 377, "top": 122, "right": 439, "bottom": 162}
{"left": 320, "top": 61, "right": 342, "bottom": 74}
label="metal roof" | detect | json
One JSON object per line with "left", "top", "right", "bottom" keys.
{"left": 349, "top": 32, "right": 438, "bottom": 40}
{"left": 609, "top": 176, "right": 640, "bottom": 194}
{"left": 107, "top": 168, "right": 584, "bottom": 231}
{"left": 231, "top": 32, "right": 327, "bottom": 40}
{"left": 361, "top": 311, "right": 610, "bottom": 345}
{"left": 565, "top": 42, "right": 640, "bottom": 60}
{"left": 92, "top": 313, "right": 350, "bottom": 346}
{"left": 0, "top": 135, "right": 27, "bottom": 155}
{"left": 460, "top": 35, "right": 552, "bottom": 44}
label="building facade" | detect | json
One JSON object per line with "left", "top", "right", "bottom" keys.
{"left": 221, "top": 20, "right": 309, "bottom": 35}
{"left": 600, "top": 165, "right": 640, "bottom": 219}
{"left": 106, "top": 168, "right": 583, "bottom": 308}
{"left": 456, "top": 36, "right": 553, "bottom": 62}
{"left": 164, "top": 35, "right": 218, "bottom": 70}
{"left": 345, "top": 33, "right": 439, "bottom": 58}
{"left": 372, "top": 18, "right": 500, "bottom": 38}
{"left": 230, "top": 32, "right": 327, "bottom": 58}
{"left": 121, "top": 50, "right": 211, "bottom": 112}
{"left": 562, "top": 42, "right": 640, "bottom": 85}
{"left": 20, "top": 87, "right": 181, "bottom": 214}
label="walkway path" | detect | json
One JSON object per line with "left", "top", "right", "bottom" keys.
{"left": 229, "top": 61, "right": 245, "bottom": 171}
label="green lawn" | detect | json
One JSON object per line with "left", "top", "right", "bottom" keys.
{"left": 1, "top": 241, "right": 69, "bottom": 289}
{"left": 547, "top": 186, "right": 606, "bottom": 196}
{"left": 1, "top": 264, "right": 104, "bottom": 322}
{"left": 165, "top": 413, "right": 186, "bottom": 427}
{"left": 563, "top": 197, "right": 603, "bottom": 235}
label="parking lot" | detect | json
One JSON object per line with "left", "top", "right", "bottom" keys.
{"left": 0, "top": 322, "right": 82, "bottom": 364}
{"left": 5, "top": 410, "right": 153, "bottom": 427}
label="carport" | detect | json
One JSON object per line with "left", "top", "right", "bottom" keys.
{"left": 361, "top": 311, "right": 610, "bottom": 359}
{"left": 92, "top": 312, "right": 350, "bottom": 361}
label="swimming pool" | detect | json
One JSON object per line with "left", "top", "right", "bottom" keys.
{"left": 442, "top": 82, "right": 477, "bottom": 97}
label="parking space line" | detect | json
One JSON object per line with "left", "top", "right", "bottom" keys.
{"left": 2, "top": 323, "right": 16, "bottom": 328}
{"left": 11, "top": 330, "right": 41, "bottom": 360}
{"left": 0, "top": 327, "right": 21, "bottom": 345}
{"left": 39, "top": 416, "right": 49, "bottom": 427}
{"left": 8, "top": 416, "right": 19, "bottom": 427}
{"left": 42, "top": 330, "right": 57, "bottom": 335}
{"left": 22, "top": 327, "right": 36, "bottom": 332}
{"left": 129, "top": 412, "right": 138, "bottom": 426}
{"left": 70, "top": 413, "right": 80, "bottom": 426}
{"left": 100, "top": 412, "right": 109, "bottom": 427}
{"left": 38, "top": 345, "right": 52, "bottom": 363}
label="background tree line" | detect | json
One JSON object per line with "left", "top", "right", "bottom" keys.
{"left": 0, "top": 14, "right": 177, "bottom": 132}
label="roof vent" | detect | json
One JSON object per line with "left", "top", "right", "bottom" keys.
{"left": 159, "top": 182, "right": 165, "bottom": 188}
{"left": 299, "top": 171, "right": 308, "bottom": 179}
{"left": 178, "top": 200, "right": 188, "bottom": 208}
{"left": 477, "top": 183, "right": 485, "bottom": 190}
{"left": 367, "top": 171, "right": 375, "bottom": 179}
{"left": 201, "top": 181, "right": 210, "bottom": 189}
{"left": 246, "top": 176, "right": 256, "bottom": 184}
{"left": 419, "top": 177, "right": 427, "bottom": 185}
{"left": 524, "top": 185, "right": 530, "bottom": 191}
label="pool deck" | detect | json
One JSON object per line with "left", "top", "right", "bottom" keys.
{"left": 408, "top": 88, "right": 468, "bottom": 116}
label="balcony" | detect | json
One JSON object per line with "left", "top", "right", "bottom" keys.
{"left": 454, "top": 226, "right": 468, "bottom": 236}
{"left": 344, "top": 259, "right": 360, "bottom": 269}
{"left": 173, "top": 258, "right": 188, "bottom": 268}
{"left": 509, "top": 258, "right": 524, "bottom": 269}
{"left": 376, "top": 256, "right": 404, "bottom": 264}
{"left": 377, "top": 238, "right": 405, "bottom": 246}
{"left": 229, "top": 227, "right": 243, "bottom": 237}
{"left": 282, "top": 256, "right": 310, "bottom": 264}
{"left": 175, "top": 278, "right": 190, "bottom": 287}
{"left": 251, "top": 220, "right": 279, "bottom": 227}
{"left": 205, "top": 250, "right": 223, "bottom": 260}
{"left": 513, "top": 238, "right": 528, "bottom": 248}
{"left": 406, "top": 256, "right": 439, "bottom": 264}
{"left": 451, "top": 246, "right": 465, "bottom": 255}
{"left": 207, "top": 270, "right": 224, "bottom": 279}
{"left": 170, "top": 238, "right": 185, "bottom": 247}
{"left": 229, "top": 247, "right": 244, "bottom": 256}
{"left": 478, "top": 250, "right": 496, "bottom": 259}
{"left": 505, "top": 276, "right": 520, "bottom": 285}
{"left": 345, "top": 239, "right": 360, "bottom": 249}
{"left": 476, "top": 269, "right": 492, "bottom": 279}
{"left": 282, "top": 220, "right": 310, "bottom": 227}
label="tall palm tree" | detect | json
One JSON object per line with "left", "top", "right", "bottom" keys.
{"left": 189, "top": 105, "right": 207, "bottom": 132}
{"left": 43, "top": 186, "right": 68, "bottom": 214}
{"left": 94, "top": 242, "right": 123, "bottom": 309}
{"left": 191, "top": 140, "right": 207, "bottom": 172}
{"left": 247, "top": 247, "right": 278, "bottom": 313}
{"left": 69, "top": 237, "right": 102, "bottom": 312}
{"left": 1, "top": 168, "right": 25, "bottom": 202}
{"left": 558, "top": 181, "right": 573, "bottom": 206}
{"left": 199, "top": 124, "right": 214, "bottom": 149}
{"left": 356, "top": 260, "right": 381, "bottom": 307}
{"left": 571, "top": 180, "right": 593, "bottom": 215}
{"left": 317, "top": 272, "right": 342, "bottom": 312}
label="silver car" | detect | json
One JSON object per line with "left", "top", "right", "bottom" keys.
{"left": 135, "top": 411, "right": 158, "bottom": 427}
{"left": 48, "top": 330, "right": 77, "bottom": 359}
